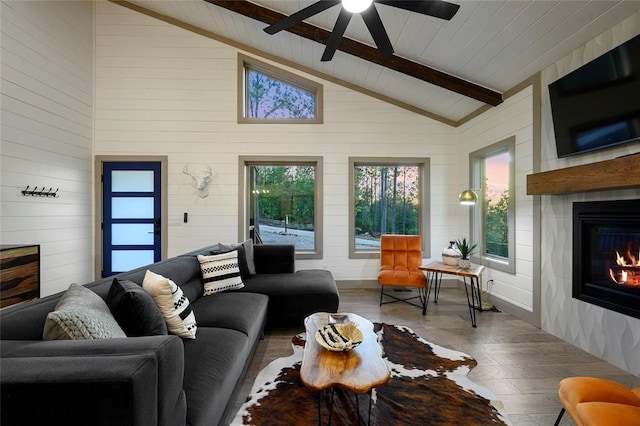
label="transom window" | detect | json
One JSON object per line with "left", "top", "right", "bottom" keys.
{"left": 349, "top": 158, "right": 430, "bottom": 259}
{"left": 468, "top": 137, "right": 515, "bottom": 273}
{"left": 238, "top": 54, "right": 322, "bottom": 123}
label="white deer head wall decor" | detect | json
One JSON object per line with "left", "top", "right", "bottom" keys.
{"left": 183, "top": 163, "right": 213, "bottom": 198}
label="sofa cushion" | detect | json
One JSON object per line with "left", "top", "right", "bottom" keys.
{"left": 182, "top": 327, "right": 254, "bottom": 426}
{"left": 43, "top": 283, "right": 126, "bottom": 340}
{"left": 253, "top": 244, "right": 295, "bottom": 274}
{"left": 119, "top": 256, "right": 204, "bottom": 304}
{"left": 106, "top": 278, "right": 168, "bottom": 337}
{"left": 241, "top": 269, "right": 340, "bottom": 327}
{"left": 219, "top": 239, "right": 255, "bottom": 275}
{"left": 190, "top": 292, "right": 268, "bottom": 339}
{"left": 197, "top": 251, "right": 244, "bottom": 295}
{"left": 142, "top": 270, "right": 197, "bottom": 339}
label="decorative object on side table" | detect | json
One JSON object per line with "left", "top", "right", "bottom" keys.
{"left": 442, "top": 241, "right": 461, "bottom": 266}
{"left": 315, "top": 321, "right": 363, "bottom": 352}
{"left": 455, "top": 237, "right": 478, "bottom": 269}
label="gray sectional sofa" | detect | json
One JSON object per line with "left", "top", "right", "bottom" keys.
{"left": 0, "top": 243, "right": 339, "bottom": 426}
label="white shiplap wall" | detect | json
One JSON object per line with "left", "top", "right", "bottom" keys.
{"left": 0, "top": 1, "right": 94, "bottom": 297}
{"left": 458, "top": 87, "right": 535, "bottom": 313}
{"left": 94, "top": 1, "right": 459, "bottom": 283}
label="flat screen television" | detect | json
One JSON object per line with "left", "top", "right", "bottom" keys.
{"left": 548, "top": 34, "right": 640, "bottom": 158}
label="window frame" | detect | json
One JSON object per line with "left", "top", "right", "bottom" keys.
{"left": 468, "top": 137, "right": 516, "bottom": 274}
{"left": 237, "top": 54, "right": 323, "bottom": 124}
{"left": 348, "top": 157, "right": 430, "bottom": 259}
{"left": 238, "top": 156, "right": 323, "bottom": 259}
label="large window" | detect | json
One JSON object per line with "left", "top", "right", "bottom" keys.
{"left": 349, "top": 158, "right": 430, "bottom": 259}
{"left": 469, "top": 137, "right": 515, "bottom": 273}
{"left": 238, "top": 54, "right": 323, "bottom": 123}
{"left": 239, "top": 157, "right": 323, "bottom": 259}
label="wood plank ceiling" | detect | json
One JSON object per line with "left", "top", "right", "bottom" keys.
{"left": 117, "top": 0, "right": 640, "bottom": 125}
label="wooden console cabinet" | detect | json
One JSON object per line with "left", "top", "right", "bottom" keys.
{"left": 0, "top": 244, "right": 40, "bottom": 308}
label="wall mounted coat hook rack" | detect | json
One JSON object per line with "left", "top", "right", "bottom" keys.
{"left": 21, "top": 186, "right": 59, "bottom": 198}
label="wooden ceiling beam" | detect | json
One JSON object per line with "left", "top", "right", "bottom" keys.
{"left": 205, "top": 0, "right": 503, "bottom": 106}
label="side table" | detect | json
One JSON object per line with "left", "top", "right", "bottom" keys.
{"left": 419, "top": 262, "right": 485, "bottom": 327}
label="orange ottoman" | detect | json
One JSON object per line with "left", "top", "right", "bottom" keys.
{"left": 555, "top": 377, "right": 640, "bottom": 426}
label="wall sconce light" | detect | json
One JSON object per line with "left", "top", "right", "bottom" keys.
{"left": 458, "top": 189, "right": 478, "bottom": 205}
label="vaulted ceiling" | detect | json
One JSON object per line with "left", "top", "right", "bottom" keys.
{"left": 116, "top": 0, "right": 640, "bottom": 125}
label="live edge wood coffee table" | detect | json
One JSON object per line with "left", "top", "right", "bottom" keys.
{"left": 301, "top": 312, "right": 390, "bottom": 425}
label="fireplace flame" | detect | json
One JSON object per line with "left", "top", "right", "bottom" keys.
{"left": 614, "top": 249, "right": 640, "bottom": 267}
{"left": 609, "top": 248, "right": 640, "bottom": 286}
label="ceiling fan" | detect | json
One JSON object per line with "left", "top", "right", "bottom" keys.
{"left": 264, "top": 0, "right": 460, "bottom": 62}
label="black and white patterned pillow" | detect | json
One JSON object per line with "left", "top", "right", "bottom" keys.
{"left": 198, "top": 251, "right": 245, "bottom": 295}
{"left": 142, "top": 270, "right": 197, "bottom": 339}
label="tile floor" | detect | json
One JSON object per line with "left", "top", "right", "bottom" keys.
{"left": 228, "top": 287, "right": 640, "bottom": 425}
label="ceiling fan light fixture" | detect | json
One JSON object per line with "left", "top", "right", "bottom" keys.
{"left": 342, "top": 0, "right": 373, "bottom": 14}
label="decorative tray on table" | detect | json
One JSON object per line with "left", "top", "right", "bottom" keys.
{"left": 315, "top": 321, "right": 363, "bottom": 352}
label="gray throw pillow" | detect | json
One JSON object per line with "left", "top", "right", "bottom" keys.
{"left": 219, "top": 239, "right": 255, "bottom": 275}
{"left": 43, "top": 283, "right": 127, "bottom": 340}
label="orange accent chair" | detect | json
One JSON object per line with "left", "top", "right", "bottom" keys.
{"left": 378, "top": 234, "right": 427, "bottom": 314}
{"left": 554, "top": 377, "right": 640, "bottom": 426}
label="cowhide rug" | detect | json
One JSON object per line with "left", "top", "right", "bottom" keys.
{"left": 231, "top": 323, "right": 510, "bottom": 425}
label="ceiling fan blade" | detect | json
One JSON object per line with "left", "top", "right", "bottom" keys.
{"left": 361, "top": 4, "right": 394, "bottom": 57}
{"left": 321, "top": 7, "right": 352, "bottom": 62}
{"left": 375, "top": 0, "right": 460, "bottom": 21}
{"left": 264, "top": 0, "right": 341, "bottom": 35}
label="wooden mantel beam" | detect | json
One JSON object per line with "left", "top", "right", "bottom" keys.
{"left": 527, "top": 153, "right": 640, "bottom": 195}
{"left": 205, "top": 0, "right": 503, "bottom": 106}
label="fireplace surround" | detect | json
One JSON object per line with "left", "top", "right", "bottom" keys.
{"left": 573, "top": 199, "right": 640, "bottom": 319}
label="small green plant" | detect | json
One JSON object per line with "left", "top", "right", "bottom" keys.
{"left": 455, "top": 238, "right": 478, "bottom": 260}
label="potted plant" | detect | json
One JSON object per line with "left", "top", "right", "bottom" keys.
{"left": 455, "top": 238, "right": 477, "bottom": 269}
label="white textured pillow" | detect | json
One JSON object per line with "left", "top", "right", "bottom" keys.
{"left": 142, "top": 270, "right": 197, "bottom": 339}
{"left": 198, "top": 251, "right": 245, "bottom": 295}
{"left": 43, "top": 283, "right": 126, "bottom": 340}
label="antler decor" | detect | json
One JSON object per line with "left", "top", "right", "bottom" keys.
{"left": 183, "top": 164, "right": 213, "bottom": 198}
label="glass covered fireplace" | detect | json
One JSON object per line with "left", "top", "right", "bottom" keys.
{"left": 573, "top": 199, "right": 640, "bottom": 319}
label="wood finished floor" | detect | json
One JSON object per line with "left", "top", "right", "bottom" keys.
{"left": 228, "top": 287, "right": 640, "bottom": 425}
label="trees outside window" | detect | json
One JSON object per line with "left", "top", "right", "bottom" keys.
{"left": 240, "top": 157, "right": 323, "bottom": 259}
{"left": 246, "top": 69, "right": 315, "bottom": 119}
{"left": 469, "top": 138, "right": 515, "bottom": 273}
{"left": 484, "top": 152, "right": 510, "bottom": 258}
{"left": 349, "top": 158, "right": 430, "bottom": 258}
{"left": 238, "top": 54, "right": 322, "bottom": 123}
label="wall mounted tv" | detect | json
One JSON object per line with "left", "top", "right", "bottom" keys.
{"left": 549, "top": 34, "right": 640, "bottom": 158}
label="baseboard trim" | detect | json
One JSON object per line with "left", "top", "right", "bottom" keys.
{"left": 336, "top": 280, "right": 538, "bottom": 328}
{"left": 336, "top": 279, "right": 459, "bottom": 290}
{"left": 482, "top": 293, "right": 538, "bottom": 327}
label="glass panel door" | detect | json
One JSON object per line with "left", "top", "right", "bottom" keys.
{"left": 102, "top": 162, "right": 161, "bottom": 276}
